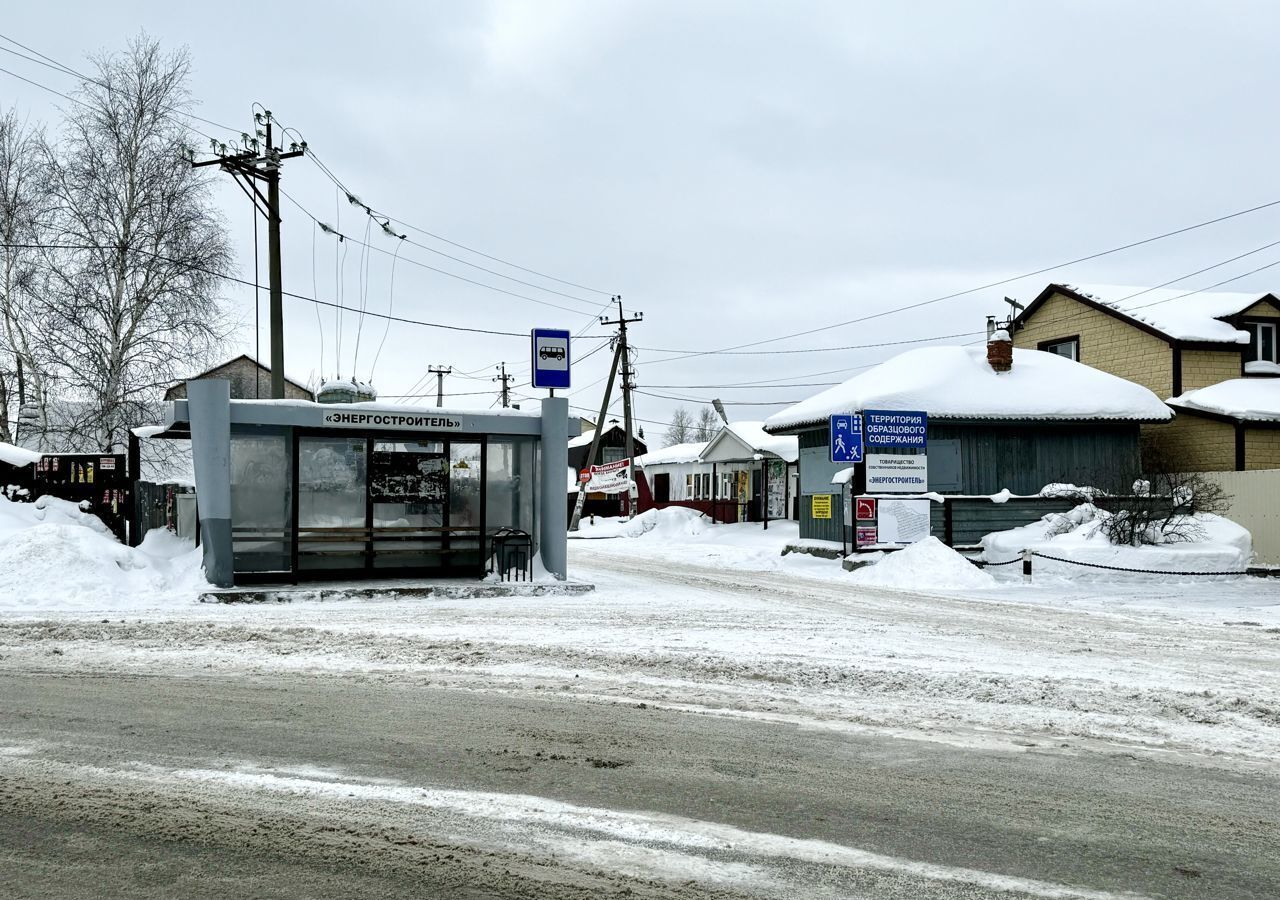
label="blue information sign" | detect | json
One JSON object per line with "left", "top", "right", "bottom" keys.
{"left": 863, "top": 409, "right": 928, "bottom": 448}
{"left": 531, "top": 328, "right": 571, "bottom": 390}
{"left": 830, "top": 413, "right": 863, "bottom": 463}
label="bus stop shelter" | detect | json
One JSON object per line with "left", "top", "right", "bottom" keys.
{"left": 162, "top": 380, "right": 570, "bottom": 587}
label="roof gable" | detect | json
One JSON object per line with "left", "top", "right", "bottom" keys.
{"left": 1015, "top": 283, "right": 1268, "bottom": 345}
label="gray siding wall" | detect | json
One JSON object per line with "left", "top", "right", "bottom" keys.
{"left": 794, "top": 421, "right": 1142, "bottom": 544}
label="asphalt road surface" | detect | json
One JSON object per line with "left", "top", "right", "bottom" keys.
{"left": 2, "top": 669, "right": 1277, "bottom": 900}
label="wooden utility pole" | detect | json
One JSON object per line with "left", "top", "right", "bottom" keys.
{"left": 428, "top": 365, "right": 452, "bottom": 407}
{"left": 494, "top": 362, "right": 513, "bottom": 408}
{"left": 600, "top": 297, "right": 643, "bottom": 519}
{"left": 568, "top": 338, "right": 624, "bottom": 533}
{"left": 192, "top": 110, "right": 304, "bottom": 399}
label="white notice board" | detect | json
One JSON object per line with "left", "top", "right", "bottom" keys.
{"left": 875, "top": 498, "right": 932, "bottom": 544}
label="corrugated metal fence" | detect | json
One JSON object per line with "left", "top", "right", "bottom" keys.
{"left": 1200, "top": 469, "right": 1280, "bottom": 565}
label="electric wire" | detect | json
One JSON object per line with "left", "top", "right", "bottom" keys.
{"left": 0, "top": 242, "right": 575, "bottom": 339}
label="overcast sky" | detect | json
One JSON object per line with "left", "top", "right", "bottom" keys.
{"left": 6, "top": 2, "right": 1280, "bottom": 442}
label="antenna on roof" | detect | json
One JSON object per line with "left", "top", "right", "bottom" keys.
{"left": 1002, "top": 296, "right": 1025, "bottom": 330}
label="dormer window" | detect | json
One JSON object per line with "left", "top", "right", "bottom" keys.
{"left": 1245, "top": 322, "right": 1277, "bottom": 364}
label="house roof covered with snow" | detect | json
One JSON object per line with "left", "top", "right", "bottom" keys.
{"left": 636, "top": 441, "right": 708, "bottom": 467}
{"left": 1022, "top": 283, "right": 1277, "bottom": 344}
{"left": 1167, "top": 378, "right": 1280, "bottom": 423}
{"left": 763, "top": 346, "right": 1174, "bottom": 433}
{"left": 0, "top": 441, "right": 41, "bottom": 468}
{"left": 568, "top": 420, "right": 624, "bottom": 449}
{"left": 702, "top": 421, "right": 799, "bottom": 463}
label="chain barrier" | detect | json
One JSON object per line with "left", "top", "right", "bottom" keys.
{"left": 1028, "top": 550, "right": 1247, "bottom": 577}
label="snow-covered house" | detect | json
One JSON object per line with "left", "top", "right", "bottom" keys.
{"left": 1009, "top": 283, "right": 1280, "bottom": 469}
{"left": 635, "top": 422, "right": 800, "bottom": 524}
{"left": 763, "top": 332, "right": 1173, "bottom": 543}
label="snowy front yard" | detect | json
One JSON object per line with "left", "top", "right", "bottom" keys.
{"left": 2, "top": 508, "right": 1278, "bottom": 772}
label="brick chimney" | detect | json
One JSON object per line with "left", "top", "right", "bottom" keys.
{"left": 987, "top": 328, "right": 1013, "bottom": 373}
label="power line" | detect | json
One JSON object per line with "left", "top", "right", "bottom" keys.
{"left": 1, "top": 242, "right": 572, "bottom": 340}
{"left": 636, "top": 389, "right": 800, "bottom": 406}
{"left": 638, "top": 329, "right": 986, "bottom": 362}
{"left": 282, "top": 188, "right": 603, "bottom": 319}
{"left": 295, "top": 145, "right": 616, "bottom": 297}
{"left": 643, "top": 197, "right": 1280, "bottom": 360}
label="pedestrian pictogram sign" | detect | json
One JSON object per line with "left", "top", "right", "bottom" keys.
{"left": 830, "top": 414, "right": 863, "bottom": 463}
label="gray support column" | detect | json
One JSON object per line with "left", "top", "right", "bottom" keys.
{"left": 539, "top": 397, "right": 569, "bottom": 580}
{"left": 187, "top": 379, "right": 234, "bottom": 588}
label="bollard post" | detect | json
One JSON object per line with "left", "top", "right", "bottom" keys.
{"left": 1022, "top": 548, "right": 1033, "bottom": 584}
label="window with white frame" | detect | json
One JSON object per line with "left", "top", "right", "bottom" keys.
{"left": 1246, "top": 321, "right": 1277, "bottom": 364}
{"left": 1039, "top": 337, "right": 1079, "bottom": 361}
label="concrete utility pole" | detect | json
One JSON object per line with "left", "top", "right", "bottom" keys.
{"left": 600, "top": 297, "right": 643, "bottom": 519}
{"left": 428, "top": 365, "right": 452, "bottom": 407}
{"left": 192, "top": 110, "right": 305, "bottom": 399}
{"left": 494, "top": 362, "right": 513, "bottom": 408}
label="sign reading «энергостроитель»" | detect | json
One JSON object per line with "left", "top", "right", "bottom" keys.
{"left": 863, "top": 409, "right": 927, "bottom": 448}
{"left": 531, "top": 328, "right": 571, "bottom": 390}
{"left": 865, "top": 453, "right": 928, "bottom": 493}
{"left": 322, "top": 411, "right": 463, "bottom": 430}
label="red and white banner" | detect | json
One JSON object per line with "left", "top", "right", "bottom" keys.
{"left": 585, "top": 459, "right": 633, "bottom": 494}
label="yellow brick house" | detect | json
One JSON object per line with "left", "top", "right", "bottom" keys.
{"left": 1009, "top": 283, "right": 1280, "bottom": 471}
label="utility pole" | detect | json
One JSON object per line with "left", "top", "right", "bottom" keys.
{"left": 428, "top": 365, "right": 452, "bottom": 407}
{"left": 191, "top": 110, "right": 305, "bottom": 399}
{"left": 600, "top": 296, "right": 643, "bottom": 519}
{"left": 494, "top": 362, "right": 513, "bottom": 408}
{"left": 568, "top": 338, "right": 624, "bottom": 533}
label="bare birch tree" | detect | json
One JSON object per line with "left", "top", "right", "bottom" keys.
{"left": 0, "top": 109, "right": 53, "bottom": 446}
{"left": 694, "top": 405, "right": 720, "bottom": 442}
{"left": 665, "top": 405, "right": 693, "bottom": 446}
{"left": 43, "top": 35, "right": 232, "bottom": 451}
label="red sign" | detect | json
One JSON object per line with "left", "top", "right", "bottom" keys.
{"left": 855, "top": 496, "right": 877, "bottom": 521}
{"left": 856, "top": 526, "right": 879, "bottom": 546}
{"left": 579, "top": 469, "right": 591, "bottom": 484}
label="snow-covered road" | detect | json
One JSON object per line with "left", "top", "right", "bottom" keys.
{"left": 2, "top": 530, "right": 1279, "bottom": 898}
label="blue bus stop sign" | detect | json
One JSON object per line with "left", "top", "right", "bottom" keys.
{"left": 830, "top": 413, "right": 863, "bottom": 463}
{"left": 531, "top": 329, "right": 571, "bottom": 390}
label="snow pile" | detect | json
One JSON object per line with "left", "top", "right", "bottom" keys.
{"left": 982, "top": 505, "right": 1252, "bottom": 581}
{"left": 849, "top": 536, "right": 996, "bottom": 590}
{"left": 0, "top": 495, "right": 207, "bottom": 609}
{"left": 573, "top": 506, "right": 709, "bottom": 540}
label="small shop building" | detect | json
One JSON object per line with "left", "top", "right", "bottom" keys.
{"left": 636, "top": 422, "right": 798, "bottom": 524}
{"left": 158, "top": 380, "right": 570, "bottom": 587}
{"left": 763, "top": 332, "right": 1173, "bottom": 545}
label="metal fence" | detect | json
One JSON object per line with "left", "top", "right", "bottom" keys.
{"left": 1199, "top": 469, "right": 1280, "bottom": 566}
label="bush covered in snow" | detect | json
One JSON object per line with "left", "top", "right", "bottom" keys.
{"left": 983, "top": 504, "right": 1251, "bottom": 580}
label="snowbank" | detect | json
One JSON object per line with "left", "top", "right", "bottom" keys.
{"left": 572, "top": 506, "right": 709, "bottom": 541}
{"left": 982, "top": 505, "right": 1251, "bottom": 582}
{"left": 0, "top": 496, "right": 207, "bottom": 609}
{"left": 850, "top": 536, "right": 996, "bottom": 590}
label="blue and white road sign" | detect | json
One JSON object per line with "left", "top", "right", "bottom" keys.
{"left": 830, "top": 413, "right": 863, "bottom": 463}
{"left": 531, "top": 328, "right": 571, "bottom": 390}
{"left": 863, "top": 409, "right": 928, "bottom": 448}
